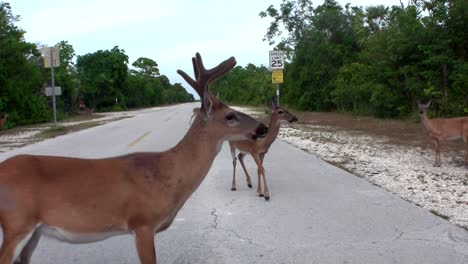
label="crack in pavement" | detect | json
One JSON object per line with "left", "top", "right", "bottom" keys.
{"left": 394, "top": 231, "right": 405, "bottom": 241}
{"left": 209, "top": 207, "right": 260, "bottom": 247}
{"left": 210, "top": 208, "right": 218, "bottom": 229}
{"left": 224, "top": 199, "right": 235, "bottom": 207}
{"left": 218, "top": 226, "right": 261, "bottom": 247}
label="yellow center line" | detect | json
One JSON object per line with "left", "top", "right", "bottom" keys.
{"left": 128, "top": 131, "right": 151, "bottom": 147}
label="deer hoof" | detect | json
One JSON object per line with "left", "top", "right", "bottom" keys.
{"left": 259, "top": 194, "right": 264, "bottom": 197}
{"left": 231, "top": 187, "right": 236, "bottom": 191}
{"left": 248, "top": 184, "right": 252, "bottom": 188}
{"left": 264, "top": 196, "right": 270, "bottom": 201}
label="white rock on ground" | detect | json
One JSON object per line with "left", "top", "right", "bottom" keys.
{"left": 278, "top": 125, "right": 467, "bottom": 229}
{"left": 236, "top": 106, "right": 468, "bottom": 230}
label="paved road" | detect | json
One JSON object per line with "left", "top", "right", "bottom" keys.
{"left": 1, "top": 103, "right": 467, "bottom": 264}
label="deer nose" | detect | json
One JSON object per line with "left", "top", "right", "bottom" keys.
{"left": 255, "top": 124, "right": 268, "bottom": 139}
{"left": 290, "top": 117, "right": 298, "bottom": 123}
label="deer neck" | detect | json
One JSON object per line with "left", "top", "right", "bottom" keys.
{"left": 421, "top": 111, "right": 435, "bottom": 133}
{"left": 165, "top": 116, "right": 223, "bottom": 199}
{"left": 262, "top": 114, "right": 281, "bottom": 148}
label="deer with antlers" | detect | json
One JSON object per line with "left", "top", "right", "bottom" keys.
{"left": 418, "top": 100, "right": 468, "bottom": 167}
{"left": 229, "top": 100, "right": 297, "bottom": 200}
{"left": 0, "top": 53, "right": 267, "bottom": 264}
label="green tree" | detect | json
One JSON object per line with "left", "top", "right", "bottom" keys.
{"left": 131, "top": 57, "right": 160, "bottom": 79}
{"left": 418, "top": 0, "right": 468, "bottom": 115}
{"left": 51, "top": 40, "right": 78, "bottom": 114}
{"left": 260, "top": 0, "right": 467, "bottom": 117}
{"left": 261, "top": 0, "right": 359, "bottom": 111}
{"left": 76, "top": 46, "right": 129, "bottom": 110}
{"left": 210, "top": 64, "right": 275, "bottom": 106}
{"left": 0, "top": 2, "right": 48, "bottom": 126}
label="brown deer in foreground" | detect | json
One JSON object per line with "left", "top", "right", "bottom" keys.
{"left": 229, "top": 100, "right": 298, "bottom": 200}
{"left": 0, "top": 53, "right": 267, "bottom": 264}
{"left": 0, "top": 113, "right": 8, "bottom": 129}
{"left": 418, "top": 101, "right": 468, "bottom": 167}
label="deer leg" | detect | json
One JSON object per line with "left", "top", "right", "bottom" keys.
{"left": 259, "top": 153, "right": 270, "bottom": 200}
{"left": 437, "top": 140, "right": 442, "bottom": 167}
{"left": 14, "top": 227, "right": 41, "bottom": 264}
{"left": 253, "top": 155, "right": 264, "bottom": 197}
{"left": 465, "top": 143, "right": 467, "bottom": 166}
{"left": 134, "top": 227, "right": 157, "bottom": 264}
{"left": 433, "top": 138, "right": 441, "bottom": 167}
{"left": 230, "top": 147, "right": 237, "bottom": 191}
{"left": 463, "top": 136, "right": 468, "bottom": 165}
{"left": 238, "top": 153, "right": 252, "bottom": 188}
{"left": 465, "top": 146, "right": 468, "bottom": 166}
{"left": 0, "top": 223, "right": 36, "bottom": 264}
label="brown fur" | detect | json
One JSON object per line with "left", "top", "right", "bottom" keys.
{"left": 229, "top": 100, "right": 298, "bottom": 200}
{"left": 0, "top": 53, "right": 267, "bottom": 264}
{"left": 418, "top": 101, "right": 468, "bottom": 166}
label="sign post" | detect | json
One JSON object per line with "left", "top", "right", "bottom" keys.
{"left": 43, "top": 47, "right": 60, "bottom": 127}
{"left": 269, "top": 50, "right": 285, "bottom": 106}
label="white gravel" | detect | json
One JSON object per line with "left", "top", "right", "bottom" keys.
{"left": 0, "top": 111, "right": 136, "bottom": 153}
{"left": 237, "top": 107, "right": 468, "bottom": 230}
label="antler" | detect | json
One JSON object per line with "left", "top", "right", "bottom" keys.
{"left": 177, "top": 53, "right": 236, "bottom": 97}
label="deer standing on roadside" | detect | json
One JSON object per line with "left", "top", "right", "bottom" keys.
{"left": 0, "top": 113, "right": 8, "bottom": 129}
{"left": 229, "top": 100, "right": 298, "bottom": 200}
{"left": 418, "top": 101, "right": 468, "bottom": 167}
{"left": 0, "top": 53, "right": 268, "bottom": 264}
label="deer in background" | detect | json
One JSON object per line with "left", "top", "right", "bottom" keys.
{"left": 0, "top": 53, "right": 267, "bottom": 264}
{"left": 229, "top": 100, "right": 298, "bottom": 200}
{"left": 0, "top": 113, "right": 8, "bottom": 129}
{"left": 418, "top": 100, "right": 468, "bottom": 167}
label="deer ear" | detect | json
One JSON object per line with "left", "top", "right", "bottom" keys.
{"left": 268, "top": 99, "right": 275, "bottom": 112}
{"left": 200, "top": 93, "right": 213, "bottom": 120}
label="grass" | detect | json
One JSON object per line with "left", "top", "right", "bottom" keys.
{"left": 36, "top": 121, "right": 102, "bottom": 139}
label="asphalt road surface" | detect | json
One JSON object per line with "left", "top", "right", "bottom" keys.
{"left": 1, "top": 103, "right": 467, "bottom": 264}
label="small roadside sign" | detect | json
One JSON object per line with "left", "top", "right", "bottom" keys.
{"left": 43, "top": 46, "right": 60, "bottom": 126}
{"left": 269, "top": 50, "right": 285, "bottom": 70}
{"left": 272, "top": 70, "right": 283, "bottom": 84}
{"left": 45, "top": 87, "right": 62, "bottom": 96}
{"left": 43, "top": 47, "right": 60, "bottom": 68}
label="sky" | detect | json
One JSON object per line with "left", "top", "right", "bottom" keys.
{"left": 8, "top": 0, "right": 402, "bottom": 97}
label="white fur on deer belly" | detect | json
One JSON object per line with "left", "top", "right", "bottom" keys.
{"left": 40, "top": 224, "right": 129, "bottom": 244}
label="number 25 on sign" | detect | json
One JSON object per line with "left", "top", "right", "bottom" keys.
{"left": 269, "top": 50, "right": 285, "bottom": 70}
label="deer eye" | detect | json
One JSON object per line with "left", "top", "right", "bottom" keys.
{"left": 278, "top": 110, "right": 284, "bottom": 114}
{"left": 225, "top": 113, "right": 237, "bottom": 121}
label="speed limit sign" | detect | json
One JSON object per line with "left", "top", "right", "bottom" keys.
{"left": 269, "top": 50, "right": 285, "bottom": 70}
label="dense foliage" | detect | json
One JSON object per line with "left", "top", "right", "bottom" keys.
{"left": 0, "top": 2, "right": 47, "bottom": 126}
{"left": 1, "top": 0, "right": 465, "bottom": 128}
{"left": 210, "top": 64, "right": 277, "bottom": 106}
{"left": 217, "top": 0, "right": 466, "bottom": 118}
{"left": 0, "top": 2, "right": 194, "bottom": 128}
